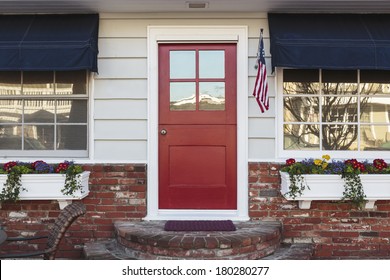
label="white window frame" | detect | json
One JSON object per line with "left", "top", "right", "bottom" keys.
{"left": 277, "top": 67, "right": 390, "bottom": 161}
{"left": 146, "top": 26, "right": 249, "bottom": 221}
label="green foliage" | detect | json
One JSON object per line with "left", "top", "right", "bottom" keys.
{"left": 62, "top": 165, "right": 84, "bottom": 196}
{"left": 0, "top": 165, "right": 32, "bottom": 202}
{"left": 341, "top": 172, "right": 366, "bottom": 209}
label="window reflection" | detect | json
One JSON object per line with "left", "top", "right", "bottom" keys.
{"left": 360, "top": 97, "right": 390, "bottom": 123}
{"left": 0, "top": 125, "right": 22, "bottom": 149}
{"left": 322, "top": 125, "right": 357, "bottom": 150}
{"left": 24, "top": 100, "right": 55, "bottom": 123}
{"left": 24, "top": 125, "right": 54, "bottom": 150}
{"left": 283, "top": 97, "right": 319, "bottom": 122}
{"left": 199, "top": 82, "right": 225, "bottom": 110}
{"left": 170, "top": 82, "right": 196, "bottom": 110}
{"left": 360, "top": 125, "right": 390, "bottom": 150}
{"left": 23, "top": 71, "right": 54, "bottom": 95}
{"left": 57, "top": 100, "right": 87, "bottom": 123}
{"left": 284, "top": 124, "right": 319, "bottom": 150}
{"left": 322, "top": 70, "right": 357, "bottom": 95}
{"left": 322, "top": 97, "right": 358, "bottom": 122}
{"left": 56, "top": 71, "right": 86, "bottom": 95}
{"left": 282, "top": 69, "right": 390, "bottom": 152}
{"left": 57, "top": 125, "right": 87, "bottom": 150}
{"left": 0, "top": 70, "right": 88, "bottom": 152}
{"left": 0, "top": 100, "right": 22, "bottom": 123}
{"left": 0, "top": 72, "right": 21, "bottom": 95}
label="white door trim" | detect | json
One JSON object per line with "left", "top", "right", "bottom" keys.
{"left": 146, "top": 26, "right": 249, "bottom": 221}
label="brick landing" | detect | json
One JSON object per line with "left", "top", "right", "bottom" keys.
{"left": 84, "top": 221, "right": 284, "bottom": 260}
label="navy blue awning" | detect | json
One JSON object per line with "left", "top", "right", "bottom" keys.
{"left": 268, "top": 13, "right": 390, "bottom": 70}
{"left": 0, "top": 14, "right": 99, "bottom": 72}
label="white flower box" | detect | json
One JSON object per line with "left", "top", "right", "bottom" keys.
{"left": 280, "top": 171, "right": 390, "bottom": 210}
{"left": 0, "top": 171, "right": 90, "bottom": 209}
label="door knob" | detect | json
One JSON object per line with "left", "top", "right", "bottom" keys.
{"left": 160, "top": 129, "right": 167, "bottom": 135}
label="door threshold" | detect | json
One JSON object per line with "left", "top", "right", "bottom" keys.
{"left": 144, "top": 210, "right": 250, "bottom": 221}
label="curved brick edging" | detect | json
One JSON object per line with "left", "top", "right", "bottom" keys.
{"left": 114, "top": 221, "right": 282, "bottom": 260}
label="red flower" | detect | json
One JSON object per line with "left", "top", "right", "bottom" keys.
{"left": 286, "top": 158, "right": 296, "bottom": 166}
{"left": 345, "top": 159, "right": 367, "bottom": 172}
{"left": 3, "top": 161, "right": 17, "bottom": 172}
{"left": 373, "top": 159, "right": 387, "bottom": 170}
{"left": 55, "top": 162, "right": 70, "bottom": 173}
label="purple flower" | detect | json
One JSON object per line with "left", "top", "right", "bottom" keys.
{"left": 34, "top": 162, "right": 54, "bottom": 173}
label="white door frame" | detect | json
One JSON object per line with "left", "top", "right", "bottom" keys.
{"left": 145, "top": 26, "right": 249, "bottom": 221}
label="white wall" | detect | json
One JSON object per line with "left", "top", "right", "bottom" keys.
{"left": 93, "top": 13, "right": 275, "bottom": 162}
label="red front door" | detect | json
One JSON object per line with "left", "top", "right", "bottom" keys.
{"left": 158, "top": 44, "right": 237, "bottom": 209}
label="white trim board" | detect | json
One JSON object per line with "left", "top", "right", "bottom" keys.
{"left": 146, "top": 26, "right": 249, "bottom": 221}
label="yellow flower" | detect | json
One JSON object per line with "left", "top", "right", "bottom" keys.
{"left": 322, "top": 154, "right": 331, "bottom": 161}
{"left": 322, "top": 162, "right": 328, "bottom": 169}
{"left": 314, "top": 159, "right": 322, "bottom": 166}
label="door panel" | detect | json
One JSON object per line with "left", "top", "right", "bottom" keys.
{"left": 158, "top": 44, "right": 237, "bottom": 210}
{"left": 159, "top": 125, "right": 236, "bottom": 209}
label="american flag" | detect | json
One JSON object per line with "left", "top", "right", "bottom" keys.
{"left": 253, "top": 30, "right": 269, "bottom": 113}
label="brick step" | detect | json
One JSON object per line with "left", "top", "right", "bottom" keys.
{"left": 84, "top": 221, "right": 283, "bottom": 260}
{"left": 262, "top": 243, "right": 314, "bottom": 260}
{"left": 83, "top": 239, "right": 134, "bottom": 260}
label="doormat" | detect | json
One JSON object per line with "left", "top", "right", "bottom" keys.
{"left": 164, "top": 220, "right": 236, "bottom": 231}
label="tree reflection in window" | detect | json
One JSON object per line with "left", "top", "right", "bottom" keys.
{"left": 283, "top": 69, "right": 389, "bottom": 151}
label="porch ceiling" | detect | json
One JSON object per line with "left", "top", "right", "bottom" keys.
{"left": 1, "top": 0, "right": 390, "bottom": 14}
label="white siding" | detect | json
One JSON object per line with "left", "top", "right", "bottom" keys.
{"left": 95, "top": 120, "right": 147, "bottom": 140}
{"left": 94, "top": 100, "right": 147, "bottom": 119}
{"left": 93, "top": 13, "right": 275, "bottom": 161}
{"left": 99, "top": 38, "right": 147, "bottom": 58}
{"left": 94, "top": 79, "right": 147, "bottom": 99}
{"left": 94, "top": 141, "right": 147, "bottom": 161}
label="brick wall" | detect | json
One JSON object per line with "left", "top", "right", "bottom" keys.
{"left": 249, "top": 162, "right": 390, "bottom": 259}
{"left": 1, "top": 162, "right": 389, "bottom": 259}
{"left": 0, "top": 164, "right": 147, "bottom": 259}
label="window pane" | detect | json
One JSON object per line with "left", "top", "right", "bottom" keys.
{"left": 170, "top": 51, "right": 196, "bottom": 79}
{"left": 360, "top": 97, "right": 390, "bottom": 123}
{"left": 24, "top": 125, "right": 54, "bottom": 150}
{"left": 0, "top": 125, "right": 22, "bottom": 149}
{"left": 361, "top": 125, "right": 389, "bottom": 150}
{"left": 23, "top": 71, "right": 54, "bottom": 95}
{"left": 361, "top": 70, "right": 390, "bottom": 95}
{"left": 0, "top": 72, "right": 21, "bottom": 95}
{"left": 56, "top": 70, "right": 87, "bottom": 95}
{"left": 57, "top": 100, "right": 87, "bottom": 123}
{"left": 322, "top": 124, "right": 357, "bottom": 150}
{"left": 322, "top": 97, "right": 358, "bottom": 122}
{"left": 24, "top": 100, "right": 55, "bottom": 123}
{"left": 284, "top": 97, "right": 319, "bottom": 122}
{"left": 170, "top": 82, "right": 196, "bottom": 111}
{"left": 199, "top": 50, "right": 224, "bottom": 78}
{"left": 283, "top": 69, "right": 319, "bottom": 95}
{"left": 0, "top": 100, "right": 22, "bottom": 123}
{"left": 284, "top": 124, "right": 320, "bottom": 150}
{"left": 322, "top": 70, "right": 357, "bottom": 95}
{"left": 57, "top": 125, "right": 87, "bottom": 150}
{"left": 199, "top": 82, "right": 225, "bottom": 110}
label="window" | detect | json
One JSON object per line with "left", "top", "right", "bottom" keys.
{"left": 281, "top": 69, "right": 390, "bottom": 157}
{"left": 169, "top": 49, "right": 226, "bottom": 111}
{"left": 0, "top": 70, "right": 88, "bottom": 157}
